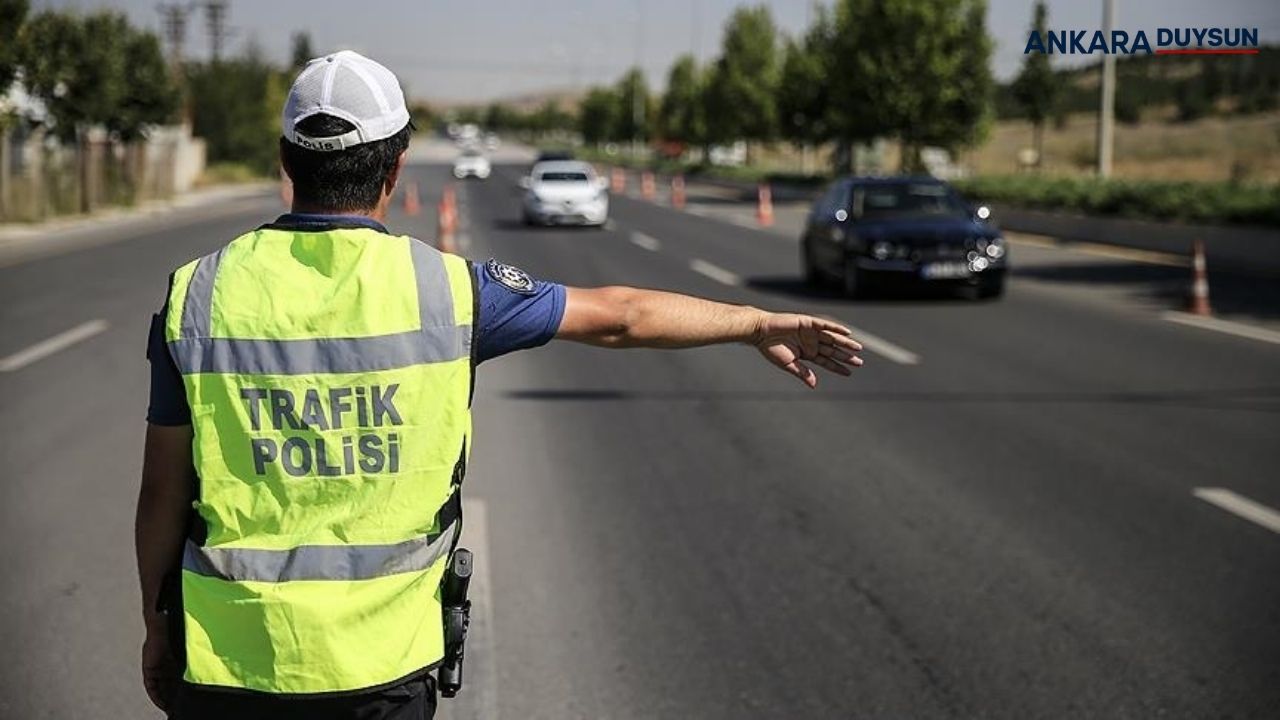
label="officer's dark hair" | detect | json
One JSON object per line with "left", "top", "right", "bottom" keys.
{"left": 280, "top": 114, "right": 412, "bottom": 212}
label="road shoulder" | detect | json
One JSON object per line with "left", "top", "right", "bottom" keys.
{"left": 0, "top": 183, "right": 276, "bottom": 268}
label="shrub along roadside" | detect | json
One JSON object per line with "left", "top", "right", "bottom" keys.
{"left": 574, "top": 146, "right": 1279, "bottom": 228}
{"left": 952, "top": 175, "right": 1280, "bottom": 228}
{"left": 574, "top": 147, "right": 828, "bottom": 189}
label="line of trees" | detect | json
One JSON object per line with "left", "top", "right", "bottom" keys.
{"left": 578, "top": 0, "right": 994, "bottom": 173}
{"left": 4, "top": 2, "right": 178, "bottom": 145}
{"left": 0, "top": 1, "right": 333, "bottom": 193}
{"left": 450, "top": 100, "right": 575, "bottom": 136}
{"left": 2, "top": 0, "right": 180, "bottom": 212}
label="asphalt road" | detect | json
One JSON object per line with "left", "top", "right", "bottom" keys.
{"left": 2, "top": 155, "right": 1278, "bottom": 719}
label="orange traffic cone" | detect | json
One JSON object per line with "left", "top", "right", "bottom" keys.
{"left": 641, "top": 171, "right": 656, "bottom": 200}
{"left": 404, "top": 181, "right": 421, "bottom": 216}
{"left": 756, "top": 183, "right": 774, "bottom": 227}
{"left": 1188, "top": 238, "right": 1211, "bottom": 316}
{"left": 437, "top": 199, "right": 455, "bottom": 253}
{"left": 671, "top": 175, "right": 686, "bottom": 209}
{"left": 436, "top": 185, "right": 460, "bottom": 253}
{"left": 442, "top": 186, "right": 457, "bottom": 232}
{"left": 611, "top": 167, "right": 626, "bottom": 193}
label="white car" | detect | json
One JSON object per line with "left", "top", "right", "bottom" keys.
{"left": 453, "top": 150, "right": 490, "bottom": 180}
{"left": 520, "top": 161, "right": 608, "bottom": 226}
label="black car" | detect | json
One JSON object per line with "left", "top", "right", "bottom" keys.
{"left": 800, "top": 177, "right": 1007, "bottom": 298}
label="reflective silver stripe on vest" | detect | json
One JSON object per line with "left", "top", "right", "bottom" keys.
{"left": 183, "top": 520, "right": 458, "bottom": 582}
{"left": 167, "top": 325, "right": 471, "bottom": 374}
{"left": 171, "top": 237, "right": 470, "bottom": 374}
{"left": 179, "top": 248, "right": 225, "bottom": 339}
{"left": 410, "top": 239, "right": 456, "bottom": 331}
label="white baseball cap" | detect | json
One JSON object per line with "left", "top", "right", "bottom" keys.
{"left": 282, "top": 50, "right": 412, "bottom": 152}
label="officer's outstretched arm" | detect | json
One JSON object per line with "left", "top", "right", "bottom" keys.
{"left": 557, "top": 286, "right": 863, "bottom": 388}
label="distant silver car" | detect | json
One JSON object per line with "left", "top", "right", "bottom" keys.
{"left": 452, "top": 150, "right": 490, "bottom": 180}
{"left": 520, "top": 161, "right": 608, "bottom": 226}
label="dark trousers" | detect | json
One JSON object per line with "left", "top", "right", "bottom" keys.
{"left": 171, "top": 674, "right": 436, "bottom": 720}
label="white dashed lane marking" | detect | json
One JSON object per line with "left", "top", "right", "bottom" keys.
{"left": 819, "top": 315, "right": 921, "bottom": 365}
{"left": 0, "top": 319, "right": 109, "bottom": 372}
{"left": 1194, "top": 488, "right": 1280, "bottom": 535}
{"left": 629, "top": 231, "right": 660, "bottom": 251}
{"left": 689, "top": 258, "right": 741, "bottom": 286}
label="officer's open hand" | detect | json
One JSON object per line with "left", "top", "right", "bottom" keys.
{"left": 753, "top": 313, "right": 863, "bottom": 388}
{"left": 142, "top": 620, "right": 178, "bottom": 712}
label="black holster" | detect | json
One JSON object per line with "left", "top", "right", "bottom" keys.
{"left": 438, "top": 548, "right": 473, "bottom": 698}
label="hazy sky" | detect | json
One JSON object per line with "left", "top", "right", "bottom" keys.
{"left": 31, "top": 0, "right": 1280, "bottom": 102}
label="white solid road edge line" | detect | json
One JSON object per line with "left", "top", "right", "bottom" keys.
{"left": 820, "top": 315, "right": 921, "bottom": 365}
{"left": 630, "top": 231, "right": 661, "bottom": 251}
{"left": 1162, "top": 311, "right": 1280, "bottom": 346}
{"left": 689, "top": 258, "right": 741, "bottom": 286}
{"left": 458, "top": 498, "right": 499, "bottom": 719}
{"left": 1193, "top": 488, "right": 1280, "bottom": 535}
{"left": 0, "top": 319, "right": 109, "bottom": 372}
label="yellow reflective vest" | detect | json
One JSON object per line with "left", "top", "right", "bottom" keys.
{"left": 163, "top": 220, "right": 474, "bottom": 694}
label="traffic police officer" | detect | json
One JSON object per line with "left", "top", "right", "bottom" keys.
{"left": 135, "top": 51, "right": 863, "bottom": 719}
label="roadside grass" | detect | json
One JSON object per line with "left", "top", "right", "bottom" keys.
{"left": 964, "top": 109, "right": 1280, "bottom": 183}
{"left": 952, "top": 175, "right": 1280, "bottom": 227}
{"left": 571, "top": 109, "right": 1279, "bottom": 227}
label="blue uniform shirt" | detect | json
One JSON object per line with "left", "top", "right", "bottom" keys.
{"left": 146, "top": 213, "right": 565, "bottom": 425}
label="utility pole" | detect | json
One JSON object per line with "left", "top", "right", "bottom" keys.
{"left": 157, "top": 3, "right": 191, "bottom": 69}
{"left": 633, "top": 0, "right": 644, "bottom": 157}
{"left": 203, "top": 0, "right": 230, "bottom": 63}
{"left": 1096, "top": 0, "right": 1116, "bottom": 178}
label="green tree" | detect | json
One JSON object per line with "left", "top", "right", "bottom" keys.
{"left": 777, "top": 7, "right": 833, "bottom": 157}
{"left": 16, "top": 10, "right": 176, "bottom": 209}
{"left": 658, "top": 54, "right": 705, "bottom": 148}
{"left": 1113, "top": 90, "right": 1141, "bottom": 125}
{"left": 0, "top": 0, "right": 29, "bottom": 218}
{"left": 112, "top": 29, "right": 180, "bottom": 142}
{"left": 0, "top": 0, "right": 29, "bottom": 96}
{"left": 1175, "top": 78, "right": 1213, "bottom": 122}
{"left": 532, "top": 99, "right": 573, "bottom": 135}
{"left": 829, "top": 0, "right": 993, "bottom": 173}
{"left": 703, "top": 5, "right": 780, "bottom": 151}
{"left": 186, "top": 48, "right": 283, "bottom": 174}
{"left": 614, "top": 68, "right": 652, "bottom": 145}
{"left": 1011, "top": 1, "right": 1057, "bottom": 167}
{"left": 290, "top": 31, "right": 314, "bottom": 70}
{"left": 18, "top": 11, "right": 126, "bottom": 143}
{"left": 579, "top": 86, "right": 618, "bottom": 144}
{"left": 452, "top": 106, "right": 485, "bottom": 127}
{"left": 20, "top": 11, "right": 130, "bottom": 210}
{"left": 483, "top": 102, "right": 518, "bottom": 132}
{"left": 408, "top": 101, "right": 433, "bottom": 131}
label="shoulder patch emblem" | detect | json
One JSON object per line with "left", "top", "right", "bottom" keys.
{"left": 485, "top": 259, "right": 537, "bottom": 295}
